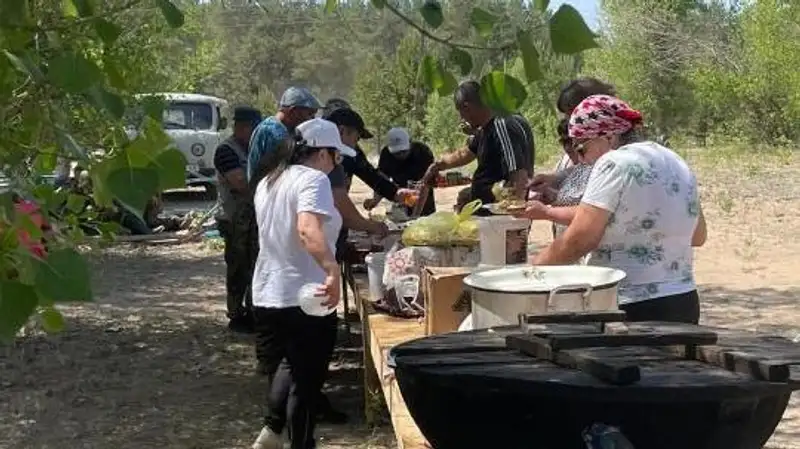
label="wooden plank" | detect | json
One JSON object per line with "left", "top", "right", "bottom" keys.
{"left": 354, "top": 274, "right": 429, "bottom": 449}
{"left": 354, "top": 275, "right": 382, "bottom": 426}
{"left": 608, "top": 322, "right": 800, "bottom": 383}
{"left": 666, "top": 346, "right": 795, "bottom": 382}
{"left": 519, "top": 310, "right": 626, "bottom": 325}
{"left": 506, "top": 334, "right": 641, "bottom": 385}
{"left": 367, "top": 313, "right": 428, "bottom": 449}
{"left": 538, "top": 329, "right": 718, "bottom": 351}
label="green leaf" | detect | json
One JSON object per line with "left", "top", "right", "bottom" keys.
{"left": 66, "top": 194, "right": 87, "bottom": 214}
{"left": 70, "top": 0, "right": 95, "bottom": 17}
{"left": 0, "top": 281, "right": 38, "bottom": 342}
{"left": 370, "top": 0, "right": 386, "bottom": 8}
{"left": 479, "top": 71, "right": 528, "bottom": 113}
{"left": 324, "top": 0, "right": 337, "bottom": 14}
{"left": 102, "top": 57, "right": 125, "bottom": 89}
{"left": 517, "top": 30, "right": 543, "bottom": 82}
{"left": 48, "top": 52, "right": 102, "bottom": 93}
{"left": 420, "top": 0, "right": 444, "bottom": 29}
{"left": 421, "top": 56, "right": 457, "bottom": 96}
{"left": 87, "top": 86, "right": 125, "bottom": 119}
{"left": 421, "top": 55, "right": 441, "bottom": 91}
{"left": 39, "top": 306, "right": 66, "bottom": 333}
{"left": 0, "top": 0, "right": 31, "bottom": 26}
{"left": 33, "top": 153, "right": 58, "bottom": 174}
{"left": 549, "top": 5, "right": 599, "bottom": 55}
{"left": 141, "top": 96, "right": 166, "bottom": 121}
{"left": 3, "top": 50, "right": 44, "bottom": 81}
{"left": 534, "top": 0, "right": 549, "bottom": 12}
{"left": 438, "top": 68, "right": 458, "bottom": 97}
{"left": 155, "top": 0, "right": 185, "bottom": 28}
{"left": 62, "top": 0, "right": 78, "bottom": 18}
{"left": 449, "top": 48, "right": 473, "bottom": 76}
{"left": 105, "top": 166, "right": 161, "bottom": 215}
{"left": 152, "top": 149, "right": 187, "bottom": 190}
{"left": 14, "top": 248, "right": 39, "bottom": 286}
{"left": 469, "top": 7, "right": 496, "bottom": 39}
{"left": 3, "top": 50, "right": 30, "bottom": 74}
{"left": 0, "top": 193, "right": 15, "bottom": 222}
{"left": 93, "top": 18, "right": 121, "bottom": 45}
{"left": 35, "top": 248, "right": 92, "bottom": 302}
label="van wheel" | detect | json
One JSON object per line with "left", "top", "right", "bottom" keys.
{"left": 203, "top": 183, "right": 217, "bottom": 200}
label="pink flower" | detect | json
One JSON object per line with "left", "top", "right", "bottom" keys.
{"left": 14, "top": 200, "right": 48, "bottom": 258}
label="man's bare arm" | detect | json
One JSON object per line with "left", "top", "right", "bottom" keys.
{"left": 333, "top": 187, "right": 387, "bottom": 236}
{"left": 437, "top": 146, "right": 476, "bottom": 170}
{"left": 423, "top": 147, "right": 475, "bottom": 183}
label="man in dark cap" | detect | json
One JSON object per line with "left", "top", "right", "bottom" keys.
{"left": 322, "top": 103, "right": 414, "bottom": 212}
{"left": 213, "top": 105, "right": 262, "bottom": 333}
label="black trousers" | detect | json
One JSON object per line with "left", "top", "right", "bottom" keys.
{"left": 620, "top": 289, "right": 700, "bottom": 324}
{"left": 217, "top": 219, "right": 252, "bottom": 318}
{"left": 254, "top": 306, "right": 337, "bottom": 449}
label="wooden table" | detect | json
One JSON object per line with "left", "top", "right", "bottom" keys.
{"left": 351, "top": 273, "right": 430, "bottom": 449}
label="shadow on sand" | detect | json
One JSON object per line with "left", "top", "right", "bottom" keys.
{"left": 1, "top": 245, "right": 797, "bottom": 448}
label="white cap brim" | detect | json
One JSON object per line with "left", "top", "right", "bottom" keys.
{"left": 335, "top": 143, "right": 357, "bottom": 158}
{"left": 388, "top": 143, "right": 410, "bottom": 154}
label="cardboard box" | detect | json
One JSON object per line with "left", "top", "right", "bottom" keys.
{"left": 422, "top": 266, "right": 475, "bottom": 335}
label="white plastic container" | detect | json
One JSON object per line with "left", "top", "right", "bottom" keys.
{"left": 463, "top": 265, "right": 627, "bottom": 329}
{"left": 365, "top": 252, "right": 387, "bottom": 302}
{"left": 298, "top": 283, "right": 336, "bottom": 317}
{"left": 476, "top": 216, "right": 532, "bottom": 266}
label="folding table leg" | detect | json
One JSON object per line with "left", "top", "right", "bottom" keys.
{"left": 340, "top": 263, "right": 351, "bottom": 331}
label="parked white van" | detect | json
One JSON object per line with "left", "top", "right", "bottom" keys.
{"left": 129, "top": 93, "right": 231, "bottom": 196}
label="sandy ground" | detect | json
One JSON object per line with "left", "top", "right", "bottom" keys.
{"left": 0, "top": 149, "right": 798, "bottom": 448}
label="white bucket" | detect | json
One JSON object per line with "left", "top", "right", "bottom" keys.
{"left": 365, "top": 252, "right": 387, "bottom": 302}
{"left": 476, "top": 216, "right": 531, "bottom": 266}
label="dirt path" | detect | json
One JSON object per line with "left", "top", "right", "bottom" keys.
{"left": 0, "top": 150, "right": 798, "bottom": 448}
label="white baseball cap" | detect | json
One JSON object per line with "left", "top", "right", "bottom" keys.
{"left": 386, "top": 127, "right": 411, "bottom": 154}
{"left": 296, "top": 118, "right": 356, "bottom": 157}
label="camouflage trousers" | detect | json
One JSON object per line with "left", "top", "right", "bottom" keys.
{"left": 218, "top": 200, "right": 258, "bottom": 319}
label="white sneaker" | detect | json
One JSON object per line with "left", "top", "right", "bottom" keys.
{"left": 251, "top": 426, "right": 283, "bottom": 449}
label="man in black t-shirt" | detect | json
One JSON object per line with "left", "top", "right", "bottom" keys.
{"left": 423, "top": 80, "right": 534, "bottom": 209}
{"left": 364, "top": 127, "right": 436, "bottom": 217}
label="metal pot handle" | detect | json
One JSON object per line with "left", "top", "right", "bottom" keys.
{"left": 546, "top": 283, "right": 594, "bottom": 310}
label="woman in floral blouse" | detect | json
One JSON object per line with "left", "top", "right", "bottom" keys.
{"left": 518, "top": 95, "right": 708, "bottom": 324}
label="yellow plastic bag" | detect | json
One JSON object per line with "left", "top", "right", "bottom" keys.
{"left": 451, "top": 200, "right": 482, "bottom": 245}
{"left": 402, "top": 200, "right": 482, "bottom": 247}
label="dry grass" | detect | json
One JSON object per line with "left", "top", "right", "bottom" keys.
{"left": 0, "top": 146, "right": 797, "bottom": 449}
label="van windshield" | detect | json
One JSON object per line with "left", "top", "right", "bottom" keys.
{"left": 163, "top": 102, "right": 214, "bottom": 130}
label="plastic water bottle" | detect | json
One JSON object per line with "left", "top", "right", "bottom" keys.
{"left": 297, "top": 283, "right": 336, "bottom": 317}
{"left": 582, "top": 423, "right": 635, "bottom": 449}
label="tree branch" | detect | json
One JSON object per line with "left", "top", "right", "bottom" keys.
{"left": 381, "top": 2, "right": 516, "bottom": 53}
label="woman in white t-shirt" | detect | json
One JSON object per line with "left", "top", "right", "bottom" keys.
{"left": 524, "top": 95, "right": 708, "bottom": 324}
{"left": 250, "top": 118, "right": 356, "bottom": 449}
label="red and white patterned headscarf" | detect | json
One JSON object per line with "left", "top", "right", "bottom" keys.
{"left": 568, "top": 95, "right": 643, "bottom": 140}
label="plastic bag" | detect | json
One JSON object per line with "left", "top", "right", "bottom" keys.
{"left": 582, "top": 424, "right": 635, "bottom": 449}
{"left": 402, "top": 200, "right": 482, "bottom": 246}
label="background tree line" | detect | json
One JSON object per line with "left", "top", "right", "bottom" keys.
{"left": 151, "top": 0, "right": 800, "bottom": 155}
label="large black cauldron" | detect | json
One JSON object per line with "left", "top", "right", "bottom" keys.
{"left": 389, "top": 326, "right": 797, "bottom": 449}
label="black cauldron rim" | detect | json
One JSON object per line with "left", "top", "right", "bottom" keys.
{"left": 389, "top": 326, "right": 798, "bottom": 404}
